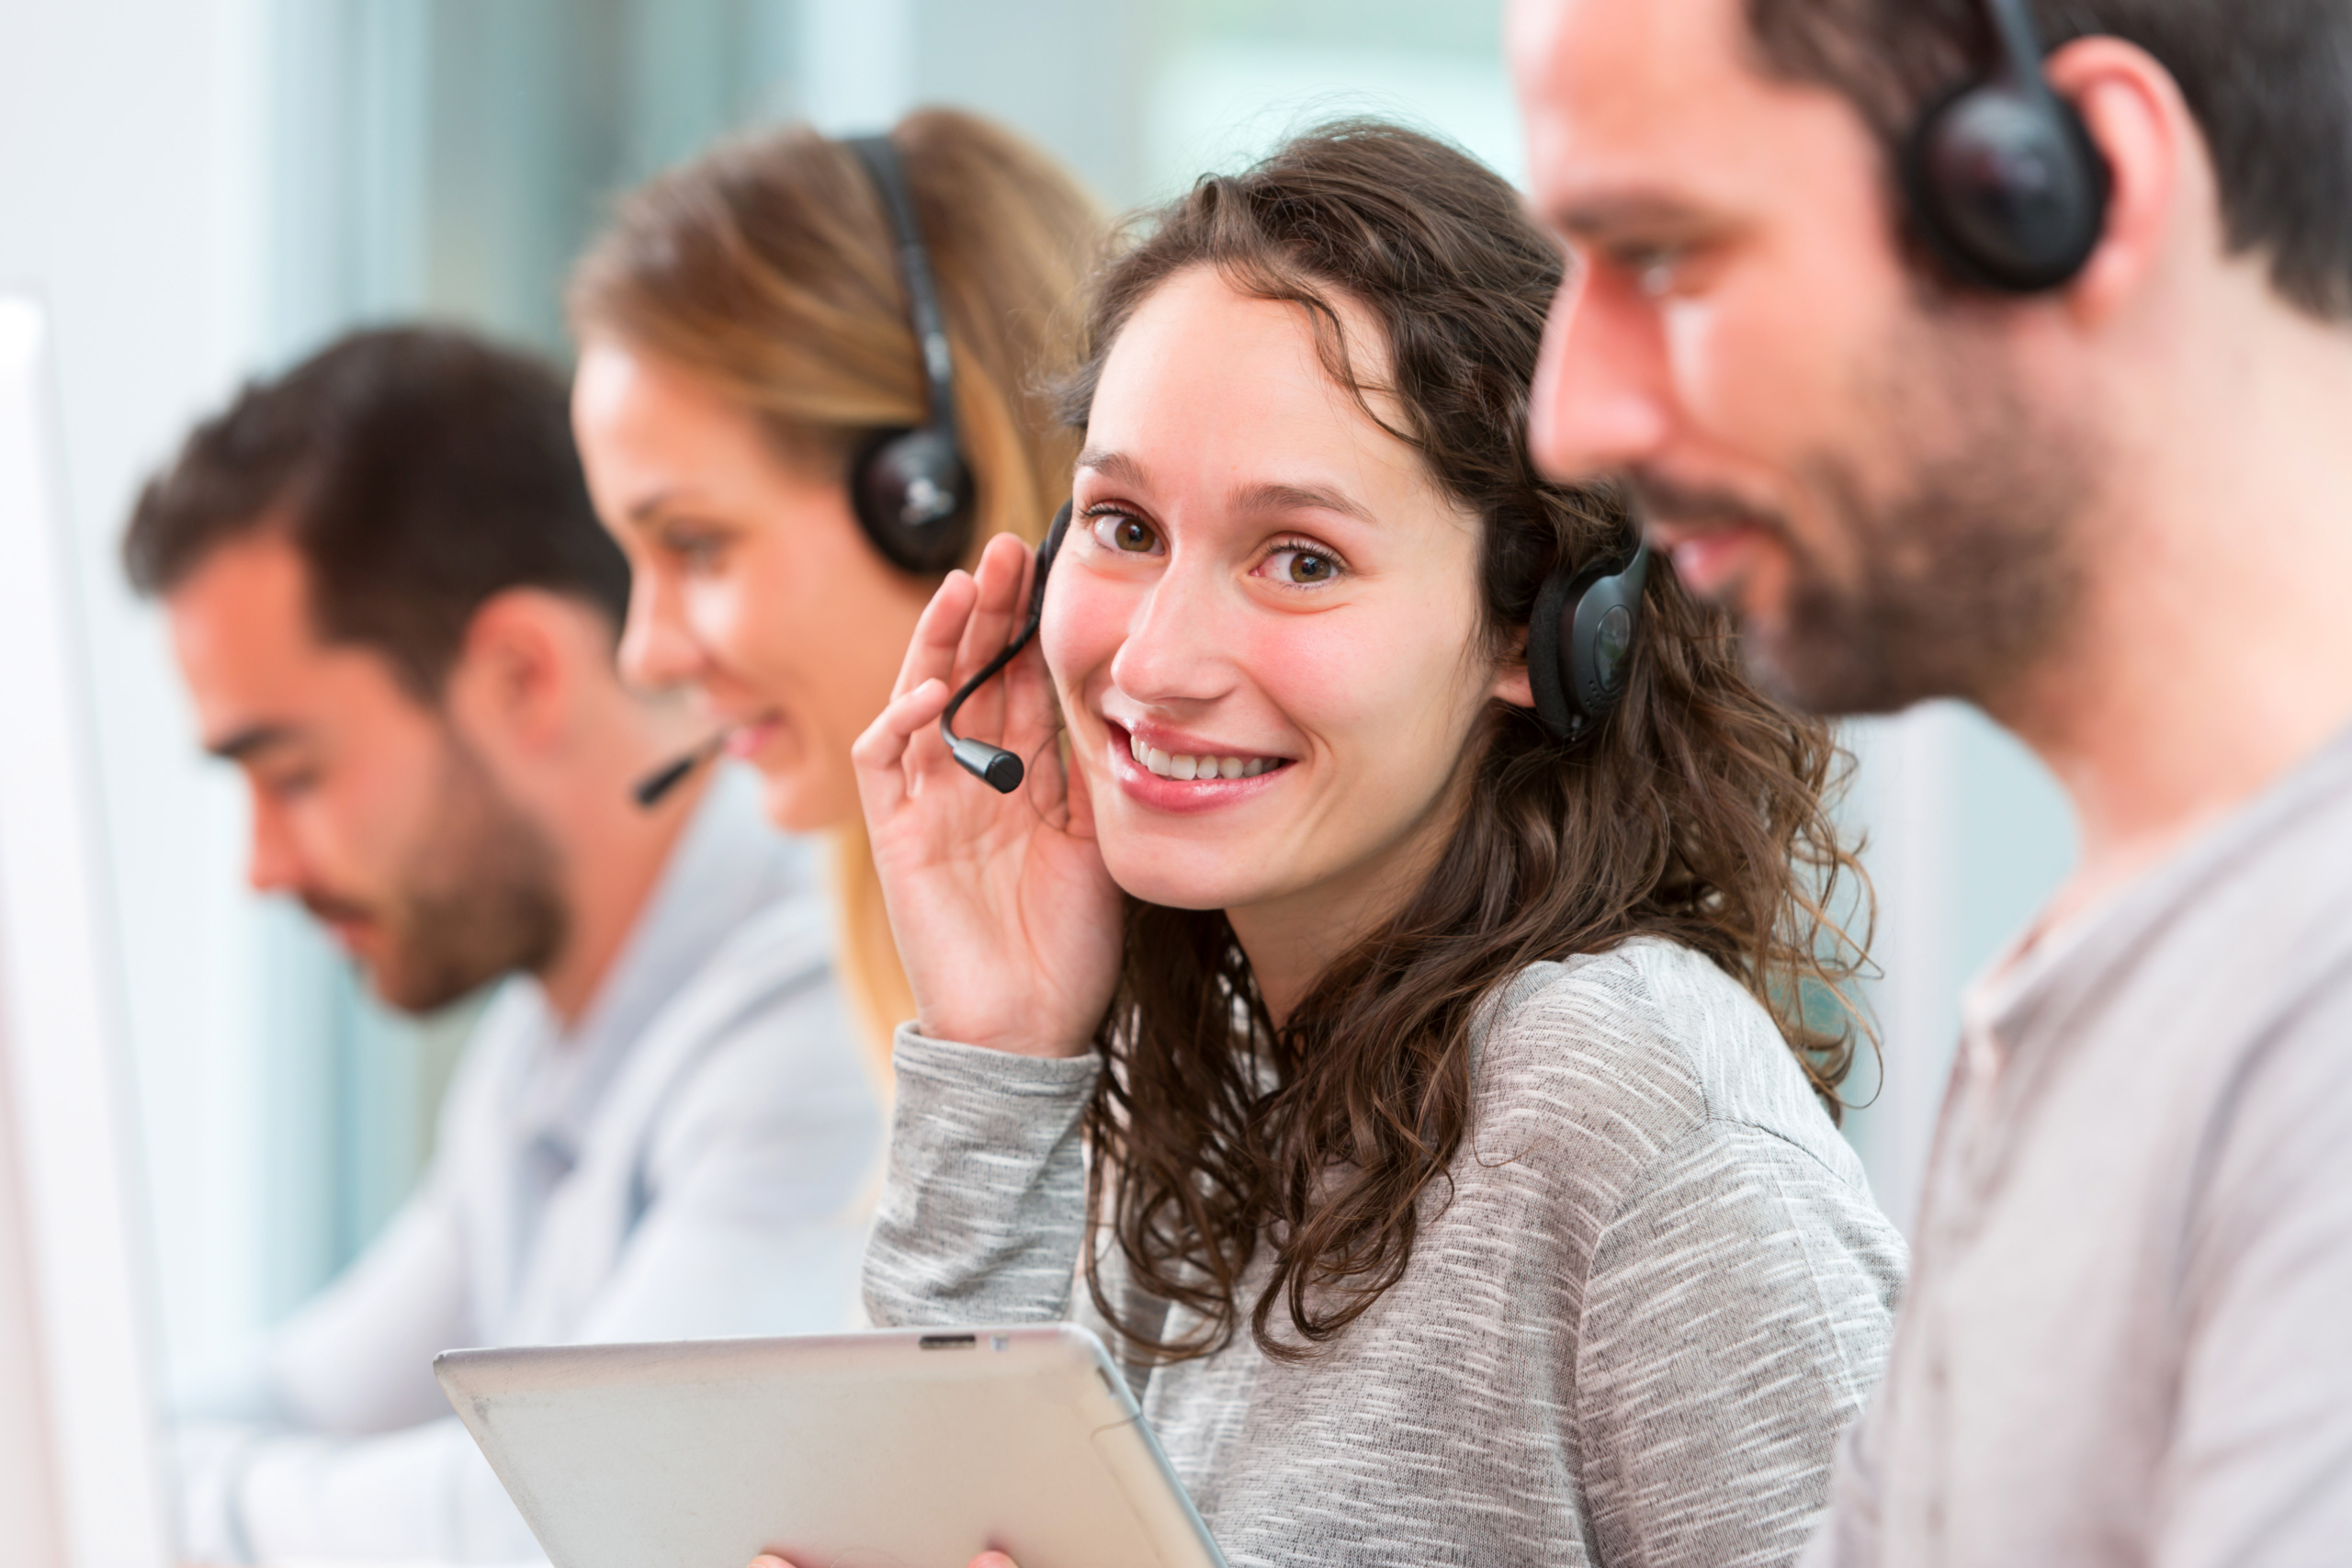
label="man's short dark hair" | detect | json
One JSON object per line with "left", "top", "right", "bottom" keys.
{"left": 1746, "top": 0, "right": 2352, "bottom": 319}
{"left": 123, "top": 326, "right": 629, "bottom": 698}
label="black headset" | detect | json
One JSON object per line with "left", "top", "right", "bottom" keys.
{"left": 844, "top": 133, "right": 978, "bottom": 575}
{"left": 1527, "top": 538, "right": 1651, "bottom": 745}
{"left": 1905, "top": 0, "right": 2109, "bottom": 292}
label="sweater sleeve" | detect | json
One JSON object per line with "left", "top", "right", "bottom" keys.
{"left": 1574, "top": 1121, "right": 1904, "bottom": 1568}
{"left": 862, "top": 1025, "right": 1104, "bottom": 1328}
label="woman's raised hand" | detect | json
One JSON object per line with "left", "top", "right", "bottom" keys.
{"left": 851, "top": 531, "right": 1125, "bottom": 1058}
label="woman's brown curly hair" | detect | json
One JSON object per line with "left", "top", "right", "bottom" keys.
{"left": 1057, "top": 121, "right": 1875, "bottom": 1365}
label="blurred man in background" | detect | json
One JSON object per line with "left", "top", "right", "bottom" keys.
{"left": 1513, "top": 0, "right": 2352, "bottom": 1562}
{"left": 126, "top": 326, "right": 882, "bottom": 1562}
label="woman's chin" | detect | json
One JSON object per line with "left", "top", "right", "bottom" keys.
{"left": 753, "top": 766, "right": 854, "bottom": 838}
{"left": 1100, "top": 850, "right": 1273, "bottom": 917}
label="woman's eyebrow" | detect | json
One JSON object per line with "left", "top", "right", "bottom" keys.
{"left": 1231, "top": 479, "right": 1375, "bottom": 525}
{"left": 1073, "top": 446, "right": 1148, "bottom": 490}
{"left": 1077, "top": 450, "right": 1373, "bottom": 525}
{"left": 625, "top": 487, "right": 681, "bottom": 527}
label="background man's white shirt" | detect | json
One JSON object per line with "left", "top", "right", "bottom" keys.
{"left": 177, "top": 767, "right": 886, "bottom": 1562}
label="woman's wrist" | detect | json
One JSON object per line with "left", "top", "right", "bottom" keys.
{"left": 910, "top": 1011, "right": 1093, "bottom": 1060}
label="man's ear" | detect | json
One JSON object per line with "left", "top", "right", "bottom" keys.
{"left": 2044, "top": 35, "right": 2190, "bottom": 327}
{"left": 445, "top": 589, "right": 584, "bottom": 753}
{"left": 1493, "top": 625, "right": 1536, "bottom": 709}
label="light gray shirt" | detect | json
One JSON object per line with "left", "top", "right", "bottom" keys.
{"left": 179, "top": 768, "right": 887, "bottom": 1562}
{"left": 868, "top": 936, "right": 1906, "bottom": 1568}
{"left": 1804, "top": 726, "right": 2352, "bottom": 1567}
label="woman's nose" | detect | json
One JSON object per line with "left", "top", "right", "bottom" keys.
{"left": 1106, "top": 559, "right": 1238, "bottom": 708}
{"left": 617, "top": 576, "right": 704, "bottom": 690}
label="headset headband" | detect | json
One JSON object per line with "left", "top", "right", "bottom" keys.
{"left": 846, "top": 135, "right": 959, "bottom": 442}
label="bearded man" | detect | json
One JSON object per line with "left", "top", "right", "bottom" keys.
{"left": 126, "top": 327, "right": 881, "bottom": 1563}
{"left": 1513, "top": 0, "right": 2352, "bottom": 1562}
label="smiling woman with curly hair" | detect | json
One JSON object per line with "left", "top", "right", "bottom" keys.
{"left": 837, "top": 121, "right": 1906, "bottom": 1568}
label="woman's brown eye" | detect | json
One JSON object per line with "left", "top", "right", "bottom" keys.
{"left": 1266, "top": 547, "right": 1337, "bottom": 584}
{"left": 1115, "top": 519, "right": 1154, "bottom": 552}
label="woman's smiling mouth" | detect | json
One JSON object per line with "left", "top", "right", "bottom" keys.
{"left": 1105, "top": 722, "right": 1294, "bottom": 811}
{"left": 1128, "top": 730, "right": 1283, "bottom": 780}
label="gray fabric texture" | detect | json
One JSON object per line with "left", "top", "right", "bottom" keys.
{"left": 1804, "top": 724, "right": 2352, "bottom": 1568}
{"left": 867, "top": 936, "right": 1906, "bottom": 1568}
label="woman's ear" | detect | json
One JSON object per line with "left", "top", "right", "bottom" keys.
{"left": 1492, "top": 626, "right": 1536, "bottom": 708}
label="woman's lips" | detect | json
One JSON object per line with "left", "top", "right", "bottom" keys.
{"left": 1104, "top": 723, "right": 1291, "bottom": 814}
{"left": 722, "top": 713, "right": 784, "bottom": 759}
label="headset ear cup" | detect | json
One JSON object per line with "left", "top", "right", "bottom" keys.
{"left": 852, "top": 426, "right": 976, "bottom": 574}
{"left": 1566, "top": 545, "right": 1647, "bottom": 724}
{"left": 1902, "top": 76, "right": 2109, "bottom": 292}
{"left": 1525, "top": 568, "right": 1577, "bottom": 741}
{"left": 1526, "top": 543, "right": 1651, "bottom": 745}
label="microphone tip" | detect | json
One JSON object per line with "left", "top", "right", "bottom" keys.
{"left": 948, "top": 737, "right": 1025, "bottom": 795}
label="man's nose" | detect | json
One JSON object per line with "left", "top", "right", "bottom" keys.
{"left": 244, "top": 790, "right": 300, "bottom": 896}
{"left": 1528, "top": 265, "right": 1674, "bottom": 482}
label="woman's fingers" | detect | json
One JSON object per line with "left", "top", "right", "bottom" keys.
{"left": 959, "top": 533, "right": 1031, "bottom": 666}
{"left": 852, "top": 677, "right": 955, "bottom": 818}
{"left": 952, "top": 534, "right": 1035, "bottom": 739}
{"left": 891, "top": 570, "right": 980, "bottom": 703}
{"left": 1000, "top": 616, "right": 1058, "bottom": 750}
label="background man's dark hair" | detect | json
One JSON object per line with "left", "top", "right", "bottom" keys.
{"left": 123, "top": 325, "right": 629, "bottom": 699}
{"left": 1746, "top": 0, "right": 2352, "bottom": 319}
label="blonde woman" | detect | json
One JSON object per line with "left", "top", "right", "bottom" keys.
{"left": 569, "top": 108, "right": 1102, "bottom": 1058}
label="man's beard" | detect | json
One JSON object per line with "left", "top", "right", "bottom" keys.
{"left": 300, "top": 732, "right": 568, "bottom": 1013}
{"left": 1635, "top": 314, "right": 2095, "bottom": 717}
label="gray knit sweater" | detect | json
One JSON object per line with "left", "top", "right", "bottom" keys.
{"left": 865, "top": 937, "right": 1906, "bottom": 1568}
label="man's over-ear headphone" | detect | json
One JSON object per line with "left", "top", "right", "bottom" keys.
{"left": 1527, "top": 538, "right": 1651, "bottom": 745}
{"left": 1903, "top": 0, "right": 2109, "bottom": 293}
{"left": 845, "top": 133, "right": 977, "bottom": 574}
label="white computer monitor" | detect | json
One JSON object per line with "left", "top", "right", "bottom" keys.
{"left": 0, "top": 293, "right": 174, "bottom": 1568}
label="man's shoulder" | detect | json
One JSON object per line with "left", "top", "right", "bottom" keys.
{"left": 632, "top": 885, "right": 854, "bottom": 1083}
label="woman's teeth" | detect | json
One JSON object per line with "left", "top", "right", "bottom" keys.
{"left": 1129, "top": 732, "right": 1278, "bottom": 781}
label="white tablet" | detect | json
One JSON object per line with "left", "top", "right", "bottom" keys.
{"left": 435, "top": 1324, "right": 1227, "bottom": 1568}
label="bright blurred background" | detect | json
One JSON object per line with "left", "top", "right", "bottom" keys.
{"left": 0, "top": 0, "right": 2073, "bottom": 1390}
